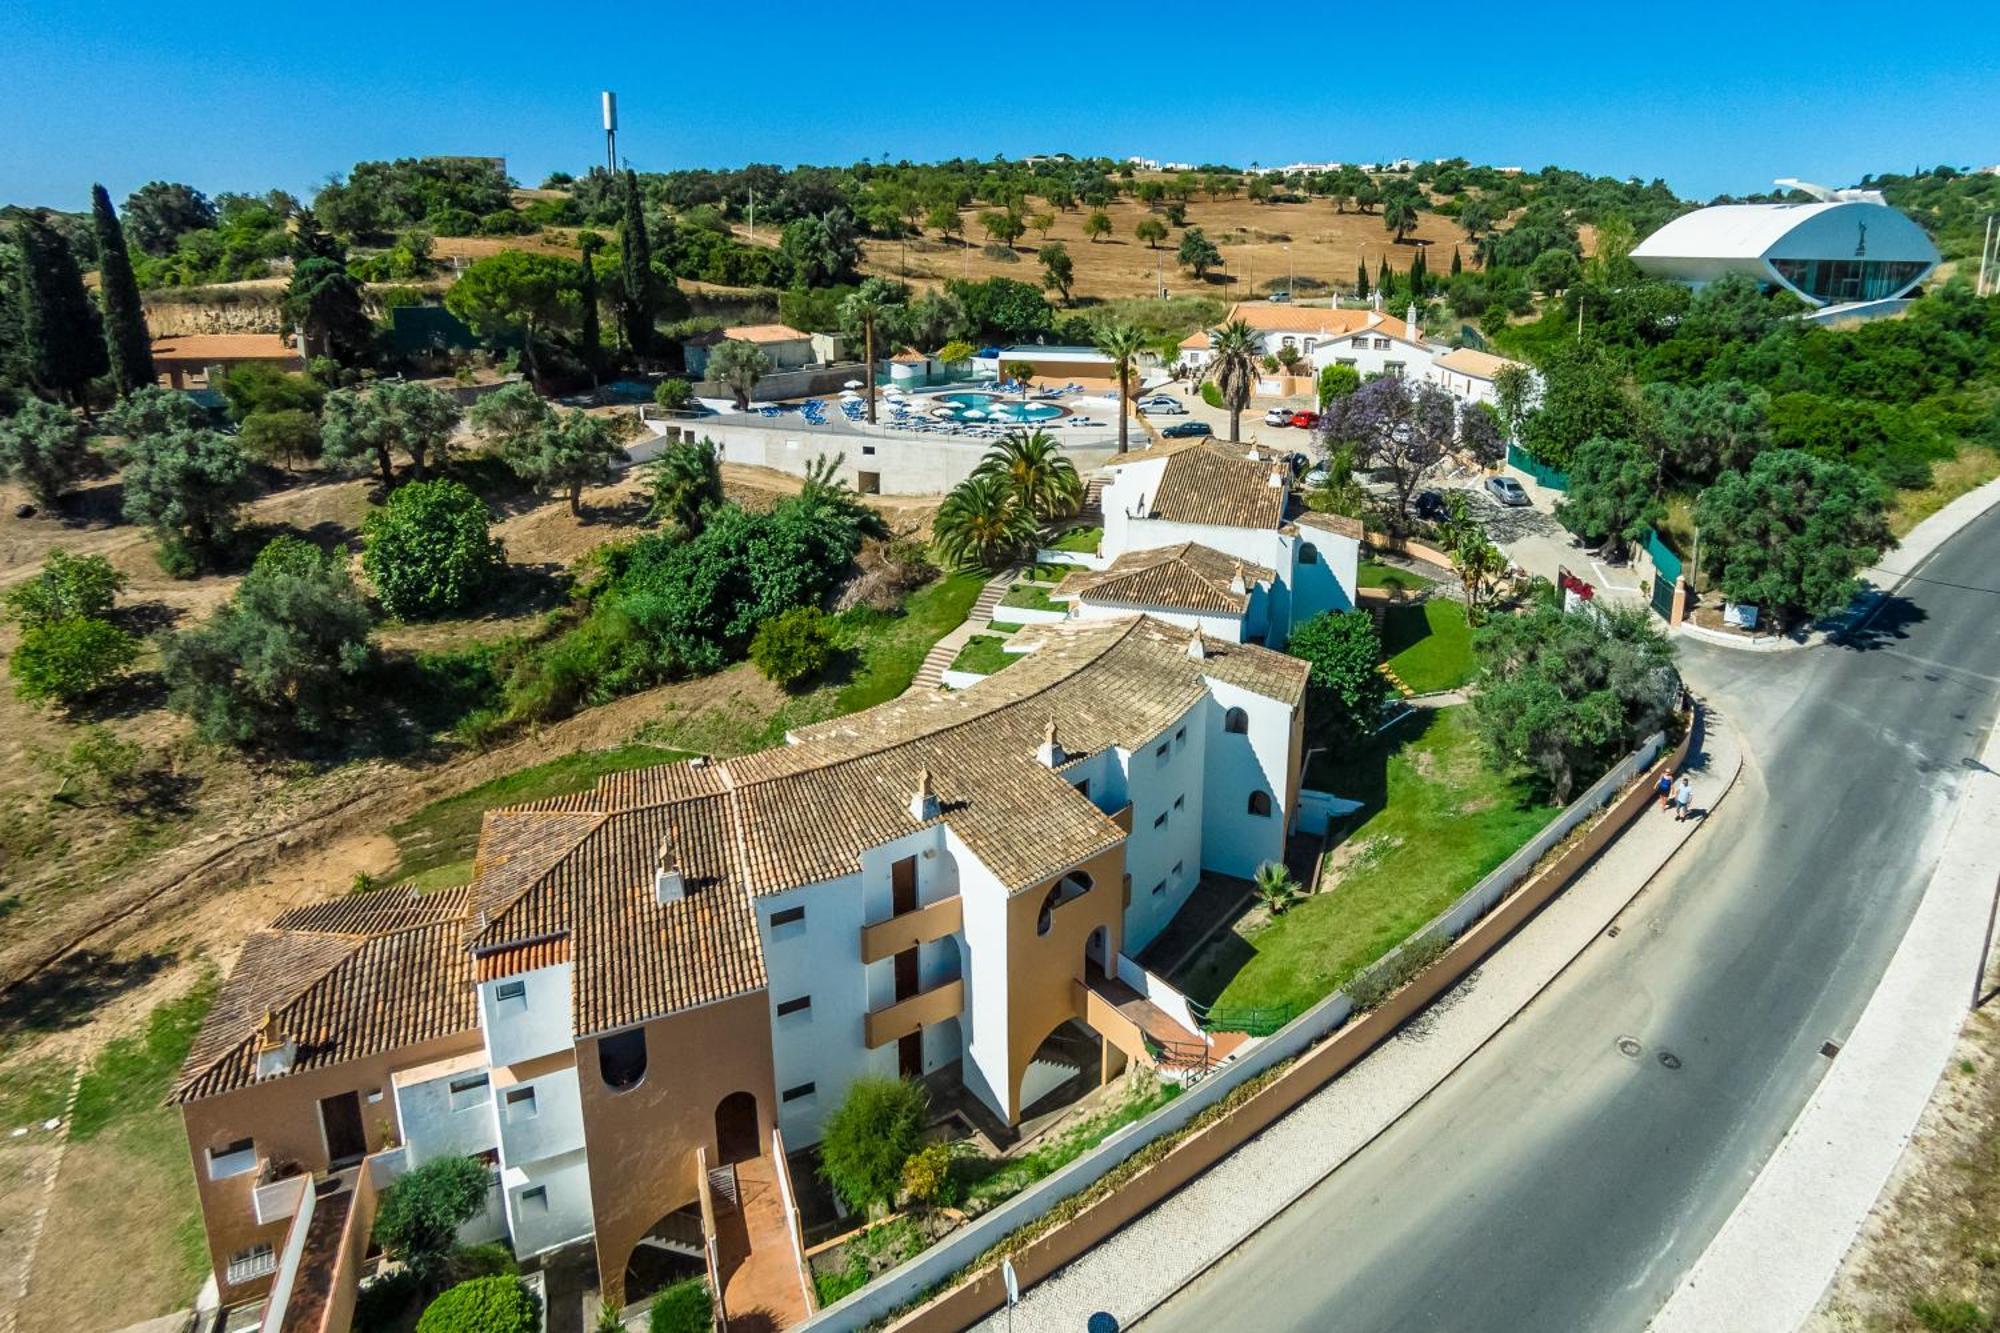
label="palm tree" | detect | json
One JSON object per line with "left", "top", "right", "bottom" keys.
{"left": 1093, "top": 321, "right": 1148, "bottom": 454}
{"left": 644, "top": 436, "right": 723, "bottom": 536}
{"left": 707, "top": 339, "right": 769, "bottom": 411}
{"left": 839, "top": 285, "right": 898, "bottom": 424}
{"left": 974, "top": 429, "right": 1082, "bottom": 523}
{"left": 932, "top": 474, "right": 1038, "bottom": 571}
{"left": 1202, "top": 319, "right": 1260, "bottom": 443}
{"left": 1253, "top": 861, "right": 1302, "bottom": 915}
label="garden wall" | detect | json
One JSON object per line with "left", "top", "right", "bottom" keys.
{"left": 797, "top": 710, "right": 1699, "bottom": 1333}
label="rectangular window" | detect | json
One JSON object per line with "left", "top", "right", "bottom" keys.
{"left": 782, "top": 1082, "right": 817, "bottom": 1103}
{"left": 1174, "top": 795, "right": 1185, "bottom": 811}
{"left": 448, "top": 1073, "right": 490, "bottom": 1112}
{"left": 495, "top": 979, "right": 527, "bottom": 1011}
{"left": 520, "top": 1185, "right": 549, "bottom": 1213}
{"left": 1175, "top": 726, "right": 1186, "bottom": 745}
{"left": 1073, "top": 777, "right": 1090, "bottom": 799}
{"left": 1374, "top": 338, "right": 1392, "bottom": 350}
{"left": 504, "top": 1086, "right": 538, "bottom": 1121}
{"left": 1385, "top": 361, "right": 1405, "bottom": 377}
{"left": 1153, "top": 812, "right": 1168, "bottom": 830}
{"left": 776, "top": 995, "right": 812, "bottom": 1018}
{"left": 226, "top": 1243, "right": 277, "bottom": 1284}
{"left": 770, "top": 906, "right": 806, "bottom": 928}
{"left": 207, "top": 1138, "right": 257, "bottom": 1181}
{"left": 861, "top": 444, "right": 876, "bottom": 456}
{"left": 1152, "top": 880, "right": 1167, "bottom": 896}
{"left": 1173, "top": 860, "right": 1185, "bottom": 879}
{"left": 1154, "top": 742, "right": 1169, "bottom": 759}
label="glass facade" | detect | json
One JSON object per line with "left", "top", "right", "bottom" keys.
{"left": 1769, "top": 257, "right": 1930, "bottom": 304}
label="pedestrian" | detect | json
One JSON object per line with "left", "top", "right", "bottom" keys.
{"left": 1657, "top": 770, "right": 1674, "bottom": 811}
{"left": 1673, "top": 774, "right": 1694, "bottom": 822}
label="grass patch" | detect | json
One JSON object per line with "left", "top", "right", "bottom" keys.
{"left": 71, "top": 972, "right": 217, "bottom": 1139}
{"left": 957, "top": 1078, "right": 1180, "bottom": 1211}
{"left": 1048, "top": 526, "right": 1102, "bottom": 554}
{"left": 997, "top": 582, "right": 1066, "bottom": 614}
{"left": 385, "top": 744, "right": 695, "bottom": 885}
{"left": 813, "top": 1216, "right": 926, "bottom": 1307}
{"left": 1891, "top": 445, "right": 2000, "bottom": 538}
{"left": 1175, "top": 708, "right": 1555, "bottom": 1012}
{"left": 1380, "top": 598, "right": 1476, "bottom": 693}
{"left": 1018, "top": 563, "right": 1067, "bottom": 583}
{"left": 949, "top": 634, "right": 1018, "bottom": 677}
{"left": 641, "top": 570, "right": 986, "bottom": 758}
{"left": 1356, "top": 559, "right": 1435, "bottom": 594}
{"left": 0, "top": 1056, "right": 73, "bottom": 1128}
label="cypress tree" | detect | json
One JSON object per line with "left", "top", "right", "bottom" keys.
{"left": 1450, "top": 245, "right": 1463, "bottom": 277}
{"left": 15, "top": 216, "right": 108, "bottom": 405}
{"left": 576, "top": 232, "right": 603, "bottom": 383}
{"left": 618, "top": 169, "right": 656, "bottom": 359}
{"left": 1377, "top": 256, "right": 1393, "bottom": 300}
{"left": 289, "top": 208, "right": 344, "bottom": 264}
{"left": 1355, "top": 259, "right": 1369, "bottom": 299}
{"left": 91, "top": 184, "right": 154, "bottom": 397}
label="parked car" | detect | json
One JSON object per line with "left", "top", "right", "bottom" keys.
{"left": 1264, "top": 406, "right": 1293, "bottom": 427}
{"left": 1162, "top": 420, "right": 1213, "bottom": 439}
{"left": 1484, "top": 475, "right": 1532, "bottom": 507}
{"left": 1289, "top": 410, "right": 1320, "bottom": 429}
{"left": 1138, "top": 397, "right": 1187, "bottom": 415}
{"left": 1302, "top": 466, "right": 1330, "bottom": 488}
{"left": 1268, "top": 291, "right": 1292, "bottom": 303}
{"left": 1414, "top": 489, "right": 1448, "bottom": 522}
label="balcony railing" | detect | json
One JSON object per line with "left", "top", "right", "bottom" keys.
{"left": 863, "top": 979, "right": 964, "bottom": 1049}
{"left": 858, "top": 896, "right": 962, "bottom": 965}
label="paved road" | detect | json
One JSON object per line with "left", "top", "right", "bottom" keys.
{"left": 1140, "top": 510, "right": 2000, "bottom": 1333}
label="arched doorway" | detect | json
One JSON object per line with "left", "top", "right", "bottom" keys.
{"left": 1086, "top": 925, "right": 1110, "bottom": 973}
{"left": 714, "top": 1091, "right": 759, "bottom": 1166}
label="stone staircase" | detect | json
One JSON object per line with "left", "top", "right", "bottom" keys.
{"left": 1377, "top": 661, "right": 1416, "bottom": 700}
{"left": 910, "top": 567, "right": 1019, "bottom": 690}
{"left": 911, "top": 637, "right": 960, "bottom": 690}
{"left": 1075, "top": 477, "right": 1106, "bottom": 523}
{"left": 970, "top": 576, "right": 1010, "bottom": 622}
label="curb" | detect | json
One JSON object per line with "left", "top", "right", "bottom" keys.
{"left": 1119, "top": 713, "right": 1744, "bottom": 1329}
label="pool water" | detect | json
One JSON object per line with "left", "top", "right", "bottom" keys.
{"left": 933, "top": 391, "right": 1065, "bottom": 424}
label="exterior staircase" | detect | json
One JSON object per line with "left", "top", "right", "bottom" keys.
{"left": 1075, "top": 477, "right": 1106, "bottom": 523}
{"left": 1377, "top": 662, "right": 1416, "bottom": 700}
{"left": 911, "top": 638, "right": 959, "bottom": 690}
{"left": 969, "top": 576, "right": 1010, "bottom": 622}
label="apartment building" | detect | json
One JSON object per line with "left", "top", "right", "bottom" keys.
{"left": 175, "top": 614, "right": 1311, "bottom": 1320}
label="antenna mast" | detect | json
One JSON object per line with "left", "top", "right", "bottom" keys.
{"left": 601, "top": 91, "right": 618, "bottom": 173}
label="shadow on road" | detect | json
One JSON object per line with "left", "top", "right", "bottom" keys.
{"left": 1830, "top": 594, "right": 1928, "bottom": 651}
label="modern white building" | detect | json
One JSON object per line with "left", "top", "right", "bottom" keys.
{"left": 1631, "top": 183, "right": 1939, "bottom": 317}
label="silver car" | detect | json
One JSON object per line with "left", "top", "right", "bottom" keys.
{"left": 1484, "top": 475, "right": 1532, "bottom": 507}
{"left": 1137, "top": 397, "right": 1187, "bottom": 415}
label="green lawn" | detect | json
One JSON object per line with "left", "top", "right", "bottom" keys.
{"left": 1380, "top": 598, "right": 1476, "bottom": 694}
{"left": 386, "top": 744, "right": 695, "bottom": 888}
{"left": 1356, "top": 559, "right": 1436, "bottom": 595}
{"left": 1048, "top": 526, "right": 1102, "bottom": 554}
{"left": 997, "top": 582, "right": 1067, "bottom": 614}
{"left": 950, "top": 634, "right": 1019, "bottom": 677}
{"left": 1174, "top": 708, "right": 1555, "bottom": 1013}
{"left": 1018, "top": 563, "right": 1067, "bottom": 584}
{"left": 0, "top": 1055, "right": 72, "bottom": 1128}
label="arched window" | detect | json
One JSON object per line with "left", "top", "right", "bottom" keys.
{"left": 1224, "top": 707, "right": 1249, "bottom": 735}
{"left": 598, "top": 1028, "right": 647, "bottom": 1091}
{"left": 1037, "top": 872, "right": 1094, "bottom": 935}
{"left": 1247, "top": 791, "right": 1273, "bottom": 818}
{"left": 1299, "top": 542, "right": 1319, "bottom": 565}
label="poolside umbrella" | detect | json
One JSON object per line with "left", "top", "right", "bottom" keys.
{"left": 843, "top": 379, "right": 864, "bottom": 389}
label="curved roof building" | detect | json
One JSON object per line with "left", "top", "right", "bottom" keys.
{"left": 1632, "top": 186, "right": 1939, "bottom": 310}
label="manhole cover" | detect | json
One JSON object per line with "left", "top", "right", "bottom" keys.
{"left": 1658, "top": 1051, "right": 1682, "bottom": 1070}
{"left": 1616, "top": 1036, "right": 1643, "bottom": 1058}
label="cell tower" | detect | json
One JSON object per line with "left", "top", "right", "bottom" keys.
{"left": 602, "top": 91, "right": 618, "bottom": 173}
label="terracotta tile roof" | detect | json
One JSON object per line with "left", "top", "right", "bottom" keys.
{"left": 476, "top": 935, "right": 572, "bottom": 981}
{"left": 1144, "top": 440, "right": 1292, "bottom": 529}
{"left": 1433, "top": 346, "right": 1521, "bottom": 379}
{"left": 1063, "top": 543, "right": 1271, "bottom": 615}
{"left": 1180, "top": 305, "right": 1418, "bottom": 348}
{"left": 175, "top": 889, "right": 477, "bottom": 1103}
{"left": 271, "top": 887, "right": 473, "bottom": 937}
{"left": 1290, "top": 509, "right": 1366, "bottom": 540}
{"left": 724, "top": 323, "right": 811, "bottom": 343}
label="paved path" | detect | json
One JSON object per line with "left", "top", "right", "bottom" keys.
{"left": 1132, "top": 503, "right": 2000, "bottom": 1333}
{"left": 977, "top": 718, "right": 1742, "bottom": 1332}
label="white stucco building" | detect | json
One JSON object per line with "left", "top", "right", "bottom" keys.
{"left": 1631, "top": 183, "right": 1939, "bottom": 319}
{"left": 1178, "top": 301, "right": 1443, "bottom": 394}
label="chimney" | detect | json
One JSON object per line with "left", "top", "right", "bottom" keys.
{"left": 1267, "top": 466, "right": 1286, "bottom": 488}
{"left": 1186, "top": 631, "right": 1206, "bottom": 660}
{"left": 1406, "top": 302, "right": 1419, "bottom": 337}
{"left": 1230, "top": 564, "right": 1248, "bottom": 596}
{"left": 1036, "top": 718, "right": 1066, "bottom": 768}
{"left": 654, "top": 840, "right": 685, "bottom": 904}
{"left": 1244, "top": 443, "right": 1261, "bottom": 461}
{"left": 909, "top": 768, "right": 941, "bottom": 823}
{"left": 254, "top": 1011, "right": 296, "bottom": 1080}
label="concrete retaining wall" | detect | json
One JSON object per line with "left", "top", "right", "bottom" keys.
{"left": 799, "top": 712, "right": 1699, "bottom": 1333}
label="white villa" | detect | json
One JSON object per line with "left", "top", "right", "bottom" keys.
{"left": 1179, "top": 301, "right": 1438, "bottom": 392}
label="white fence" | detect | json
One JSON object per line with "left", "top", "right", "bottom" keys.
{"left": 798, "top": 728, "right": 1665, "bottom": 1331}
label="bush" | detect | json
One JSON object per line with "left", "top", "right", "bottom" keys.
{"left": 352, "top": 1269, "right": 421, "bottom": 1333}
{"left": 374, "top": 1156, "right": 494, "bottom": 1292}
{"left": 653, "top": 378, "right": 694, "bottom": 410}
{"left": 120, "top": 426, "right": 257, "bottom": 573}
{"left": 749, "top": 606, "right": 835, "bottom": 687}
{"left": 11, "top": 616, "right": 139, "bottom": 707}
{"left": 4, "top": 551, "right": 124, "bottom": 629}
{"left": 362, "top": 478, "right": 505, "bottom": 620}
{"left": 1287, "top": 610, "right": 1388, "bottom": 742}
{"left": 649, "top": 1276, "right": 714, "bottom": 1333}
{"left": 900, "top": 1141, "right": 956, "bottom": 1208}
{"left": 1346, "top": 931, "right": 1448, "bottom": 1012}
{"left": 239, "top": 409, "right": 323, "bottom": 470}
{"left": 415, "top": 1275, "right": 540, "bottom": 1333}
{"left": 1199, "top": 381, "right": 1224, "bottom": 409}
{"left": 819, "top": 1077, "right": 928, "bottom": 1213}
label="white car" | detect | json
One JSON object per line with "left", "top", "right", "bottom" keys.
{"left": 1264, "top": 406, "right": 1293, "bottom": 427}
{"left": 1137, "top": 397, "right": 1186, "bottom": 415}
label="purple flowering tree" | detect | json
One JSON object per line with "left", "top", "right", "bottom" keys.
{"left": 1318, "top": 377, "right": 1460, "bottom": 523}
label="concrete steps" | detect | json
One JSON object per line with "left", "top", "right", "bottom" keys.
{"left": 1074, "top": 478, "right": 1106, "bottom": 523}
{"left": 1377, "top": 662, "right": 1416, "bottom": 700}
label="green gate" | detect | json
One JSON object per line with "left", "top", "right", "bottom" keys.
{"left": 1645, "top": 529, "right": 1683, "bottom": 619}
{"left": 1506, "top": 443, "right": 1569, "bottom": 491}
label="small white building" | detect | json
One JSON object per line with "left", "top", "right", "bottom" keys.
{"left": 1178, "top": 302, "right": 1440, "bottom": 393}
{"left": 1422, "top": 346, "right": 1529, "bottom": 409}
{"left": 685, "top": 323, "right": 824, "bottom": 376}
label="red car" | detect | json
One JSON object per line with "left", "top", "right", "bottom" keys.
{"left": 1289, "top": 410, "right": 1320, "bottom": 429}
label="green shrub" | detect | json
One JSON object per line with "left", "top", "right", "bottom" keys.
{"left": 444, "top": 1242, "right": 518, "bottom": 1284}
{"left": 352, "top": 1269, "right": 420, "bottom": 1332}
{"left": 900, "top": 1141, "right": 957, "bottom": 1207}
{"left": 749, "top": 606, "right": 835, "bottom": 687}
{"left": 10, "top": 616, "right": 139, "bottom": 706}
{"left": 415, "top": 1275, "right": 540, "bottom": 1333}
{"left": 1909, "top": 1297, "right": 1990, "bottom": 1333}
{"left": 1199, "top": 381, "right": 1224, "bottom": 409}
{"left": 649, "top": 1276, "right": 713, "bottom": 1333}
{"left": 819, "top": 1077, "right": 928, "bottom": 1212}
{"left": 362, "top": 478, "right": 505, "bottom": 621}
{"left": 4, "top": 551, "right": 125, "bottom": 629}
{"left": 653, "top": 378, "right": 694, "bottom": 410}
{"left": 373, "top": 1156, "right": 493, "bottom": 1291}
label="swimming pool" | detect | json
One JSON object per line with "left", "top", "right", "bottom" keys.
{"left": 932, "top": 391, "right": 1065, "bottom": 424}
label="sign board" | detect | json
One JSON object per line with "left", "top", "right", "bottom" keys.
{"left": 1723, "top": 602, "right": 1759, "bottom": 630}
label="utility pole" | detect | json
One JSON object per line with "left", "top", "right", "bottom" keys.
{"left": 1285, "top": 243, "right": 1293, "bottom": 300}
{"left": 746, "top": 187, "right": 755, "bottom": 243}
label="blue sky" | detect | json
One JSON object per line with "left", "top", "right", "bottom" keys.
{"left": 4, "top": 1, "right": 1996, "bottom": 211}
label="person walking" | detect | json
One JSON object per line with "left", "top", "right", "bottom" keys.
{"left": 1673, "top": 774, "right": 1694, "bottom": 822}
{"left": 1657, "top": 770, "right": 1675, "bottom": 811}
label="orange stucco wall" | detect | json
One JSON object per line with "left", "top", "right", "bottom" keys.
{"left": 1002, "top": 843, "right": 1127, "bottom": 1118}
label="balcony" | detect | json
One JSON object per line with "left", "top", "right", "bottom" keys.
{"left": 863, "top": 979, "right": 964, "bottom": 1049}
{"left": 859, "top": 896, "right": 963, "bottom": 965}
